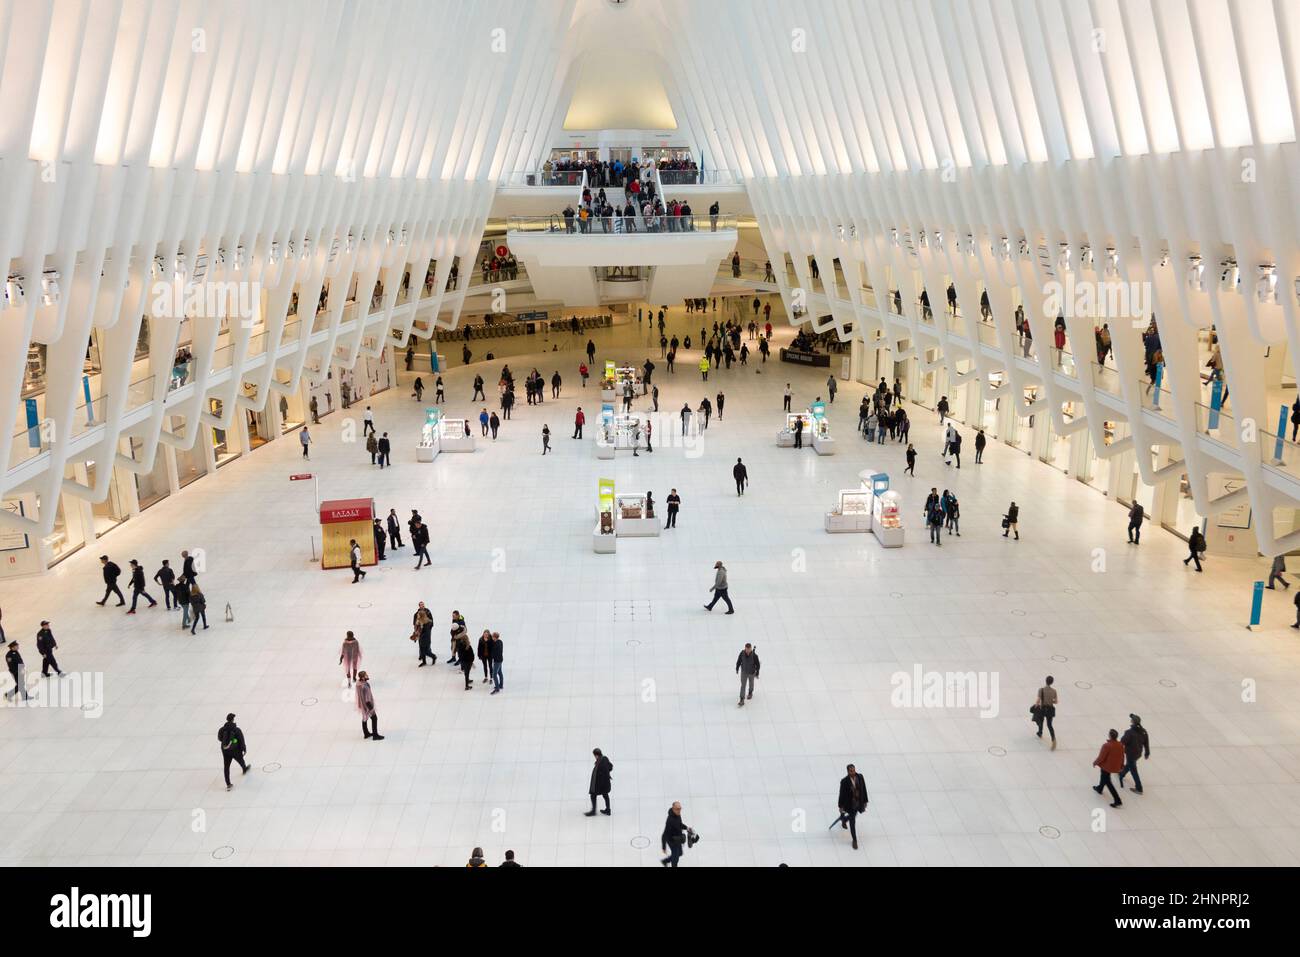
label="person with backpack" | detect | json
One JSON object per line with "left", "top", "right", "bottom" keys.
{"left": 174, "top": 576, "right": 192, "bottom": 630}
{"left": 974, "top": 429, "right": 987, "bottom": 463}
{"left": 943, "top": 490, "right": 960, "bottom": 536}
{"left": 1117, "top": 714, "right": 1151, "bottom": 794}
{"left": 1127, "top": 502, "right": 1145, "bottom": 544}
{"left": 218, "top": 712, "right": 249, "bottom": 790}
{"left": 1184, "top": 527, "right": 1205, "bottom": 571}
{"left": 97, "top": 555, "right": 125, "bottom": 606}
{"left": 948, "top": 430, "right": 962, "bottom": 468}
{"left": 926, "top": 497, "right": 944, "bottom": 545}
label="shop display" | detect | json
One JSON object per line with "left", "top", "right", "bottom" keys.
{"left": 777, "top": 411, "right": 814, "bottom": 448}
{"left": 417, "top": 407, "right": 442, "bottom": 461}
{"left": 438, "top": 417, "right": 475, "bottom": 452}
{"left": 614, "top": 492, "right": 660, "bottom": 537}
{"left": 597, "top": 414, "right": 646, "bottom": 455}
{"left": 811, "top": 414, "right": 835, "bottom": 455}
{"left": 594, "top": 477, "right": 617, "bottom": 553}
{"left": 824, "top": 488, "right": 872, "bottom": 533}
{"left": 319, "top": 498, "right": 377, "bottom": 569}
{"left": 872, "top": 489, "right": 904, "bottom": 547}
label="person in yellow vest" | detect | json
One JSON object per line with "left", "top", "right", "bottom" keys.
{"left": 698, "top": 355, "right": 709, "bottom": 382}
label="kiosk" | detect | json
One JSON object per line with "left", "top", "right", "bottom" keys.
{"left": 597, "top": 413, "right": 646, "bottom": 458}
{"left": 614, "top": 492, "right": 661, "bottom": 537}
{"left": 811, "top": 415, "right": 835, "bottom": 454}
{"left": 595, "top": 404, "right": 617, "bottom": 459}
{"left": 417, "top": 407, "right": 441, "bottom": 462}
{"left": 594, "top": 477, "right": 617, "bottom": 553}
{"left": 777, "top": 411, "right": 814, "bottom": 448}
{"left": 872, "top": 490, "right": 904, "bottom": 547}
{"left": 825, "top": 488, "right": 872, "bottom": 533}
{"left": 600, "top": 360, "right": 617, "bottom": 401}
{"left": 439, "top": 417, "right": 476, "bottom": 452}
{"left": 319, "top": 498, "right": 377, "bottom": 569}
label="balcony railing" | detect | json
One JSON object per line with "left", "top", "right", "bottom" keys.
{"left": 658, "top": 169, "right": 739, "bottom": 186}
{"left": 507, "top": 214, "right": 737, "bottom": 234}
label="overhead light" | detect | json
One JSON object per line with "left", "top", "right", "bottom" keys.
{"left": 399, "top": 228, "right": 409, "bottom": 247}
{"left": 890, "top": 228, "right": 900, "bottom": 248}
{"left": 1057, "top": 243, "right": 1072, "bottom": 272}
{"left": 1017, "top": 238, "right": 1029, "bottom": 257}
{"left": 300, "top": 238, "right": 312, "bottom": 260}
{"left": 269, "top": 241, "right": 282, "bottom": 265}
{"left": 152, "top": 256, "right": 166, "bottom": 278}
{"left": 1256, "top": 264, "right": 1277, "bottom": 303}
{"left": 173, "top": 254, "right": 188, "bottom": 279}
{"left": 1186, "top": 255, "right": 1205, "bottom": 292}
{"left": 386, "top": 230, "right": 396, "bottom": 246}
{"left": 998, "top": 237, "right": 1011, "bottom": 261}
{"left": 6, "top": 275, "right": 25, "bottom": 308}
{"left": 215, "top": 247, "right": 227, "bottom": 266}
{"left": 1220, "top": 258, "right": 1239, "bottom": 291}
{"left": 964, "top": 234, "right": 976, "bottom": 257}
{"left": 1105, "top": 246, "right": 1119, "bottom": 277}
{"left": 346, "top": 232, "right": 356, "bottom": 254}
{"left": 234, "top": 245, "right": 246, "bottom": 271}
{"left": 917, "top": 230, "right": 929, "bottom": 248}
{"left": 932, "top": 230, "right": 944, "bottom": 250}
{"left": 1080, "top": 244, "right": 1093, "bottom": 269}
{"left": 329, "top": 238, "right": 341, "bottom": 262}
{"left": 287, "top": 239, "right": 297, "bottom": 259}
{"left": 848, "top": 225, "right": 857, "bottom": 239}
{"left": 836, "top": 224, "right": 845, "bottom": 242}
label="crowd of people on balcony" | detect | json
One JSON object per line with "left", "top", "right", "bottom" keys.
{"left": 480, "top": 251, "right": 519, "bottom": 283}
{"left": 559, "top": 186, "right": 697, "bottom": 235}
{"left": 542, "top": 154, "right": 698, "bottom": 188}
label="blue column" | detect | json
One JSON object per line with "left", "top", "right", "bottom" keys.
{"left": 1152, "top": 363, "right": 1163, "bottom": 406}
{"left": 1250, "top": 580, "right": 1264, "bottom": 628}
{"left": 1275, "top": 404, "right": 1288, "bottom": 462}
{"left": 1208, "top": 378, "right": 1222, "bottom": 430}
{"left": 25, "top": 398, "right": 39, "bottom": 448}
{"left": 83, "top": 375, "right": 94, "bottom": 423}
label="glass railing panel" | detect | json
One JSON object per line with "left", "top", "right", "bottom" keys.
{"left": 506, "top": 214, "right": 736, "bottom": 233}
{"left": 1089, "top": 361, "right": 1120, "bottom": 394}
{"left": 127, "top": 374, "right": 155, "bottom": 411}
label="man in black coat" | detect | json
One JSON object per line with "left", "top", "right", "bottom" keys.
{"left": 412, "top": 520, "right": 432, "bottom": 569}
{"left": 218, "top": 712, "right": 249, "bottom": 791}
{"left": 181, "top": 550, "right": 198, "bottom": 584}
{"left": 585, "top": 748, "right": 613, "bottom": 816}
{"left": 387, "top": 509, "right": 404, "bottom": 550}
{"left": 372, "top": 518, "right": 386, "bottom": 561}
{"left": 835, "top": 763, "right": 869, "bottom": 849}
{"left": 97, "top": 555, "right": 125, "bottom": 606}
{"left": 125, "top": 560, "right": 158, "bottom": 613}
{"left": 733, "top": 457, "right": 748, "bottom": 496}
{"left": 36, "top": 621, "right": 61, "bottom": 677}
{"left": 377, "top": 432, "right": 391, "bottom": 468}
{"left": 4, "top": 641, "right": 28, "bottom": 701}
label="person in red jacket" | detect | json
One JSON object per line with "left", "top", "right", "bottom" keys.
{"left": 1092, "top": 729, "right": 1125, "bottom": 808}
{"left": 573, "top": 407, "right": 585, "bottom": 439}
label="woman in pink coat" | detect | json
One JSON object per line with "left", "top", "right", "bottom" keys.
{"left": 339, "top": 631, "right": 362, "bottom": 687}
{"left": 355, "top": 671, "right": 384, "bottom": 740}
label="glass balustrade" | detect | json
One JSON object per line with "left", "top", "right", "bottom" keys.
{"left": 507, "top": 214, "right": 737, "bottom": 233}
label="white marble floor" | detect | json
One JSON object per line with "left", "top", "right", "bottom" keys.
{"left": 2, "top": 314, "right": 1300, "bottom": 867}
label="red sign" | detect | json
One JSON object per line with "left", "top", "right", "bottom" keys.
{"left": 290, "top": 473, "right": 314, "bottom": 481}
{"left": 496, "top": 245, "right": 508, "bottom": 258}
{"left": 319, "top": 498, "right": 374, "bottom": 524}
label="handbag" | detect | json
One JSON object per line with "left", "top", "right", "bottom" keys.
{"left": 1002, "top": 517, "right": 1010, "bottom": 529}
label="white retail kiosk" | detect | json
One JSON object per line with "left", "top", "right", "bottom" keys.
{"left": 438, "top": 417, "right": 476, "bottom": 452}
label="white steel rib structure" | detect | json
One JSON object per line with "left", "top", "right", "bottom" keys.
{"left": 4, "top": 0, "right": 1300, "bottom": 564}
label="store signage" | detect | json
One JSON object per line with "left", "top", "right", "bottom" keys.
{"left": 496, "top": 245, "right": 508, "bottom": 258}
{"left": 319, "top": 498, "right": 374, "bottom": 524}
{"left": 289, "top": 473, "right": 314, "bottom": 481}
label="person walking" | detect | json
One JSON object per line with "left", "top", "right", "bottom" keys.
{"left": 387, "top": 509, "right": 404, "bottom": 550}
{"left": 4, "top": 641, "right": 28, "bottom": 701}
{"left": 716, "top": 392, "right": 725, "bottom": 420}
{"left": 435, "top": 377, "right": 445, "bottom": 403}
{"left": 174, "top": 576, "right": 192, "bottom": 631}
{"left": 827, "top": 375, "right": 837, "bottom": 404}
{"left": 218, "top": 712, "right": 250, "bottom": 790}
{"left": 299, "top": 426, "right": 311, "bottom": 459}
{"left": 926, "top": 497, "right": 944, "bottom": 546}
{"left": 905, "top": 443, "right": 917, "bottom": 476}
{"left": 413, "top": 604, "right": 435, "bottom": 666}
{"left": 586, "top": 339, "right": 596, "bottom": 366}
{"left": 188, "top": 581, "right": 209, "bottom": 633}
{"left": 937, "top": 395, "right": 949, "bottom": 423}
{"left": 362, "top": 406, "right": 375, "bottom": 436}
{"left": 1184, "top": 527, "right": 1205, "bottom": 571}
{"left": 1003, "top": 502, "right": 1019, "bottom": 539}
{"left": 153, "top": 560, "right": 177, "bottom": 609}
{"left": 943, "top": 490, "right": 960, "bottom": 536}
{"left": 733, "top": 458, "right": 748, "bottom": 496}
{"left": 704, "top": 560, "right": 735, "bottom": 613}
{"left": 125, "top": 559, "right": 158, "bottom": 613}
{"left": 948, "top": 429, "right": 962, "bottom": 468}
{"left": 378, "top": 432, "right": 391, "bottom": 467}
{"left": 309, "top": 396, "right": 319, "bottom": 424}
{"left": 1033, "top": 675, "right": 1058, "bottom": 749}
{"left": 1117, "top": 714, "right": 1151, "bottom": 795}
{"left": 736, "top": 643, "right": 760, "bottom": 706}
{"left": 542, "top": 424, "right": 551, "bottom": 454}
{"left": 1127, "top": 502, "right": 1145, "bottom": 545}
{"left": 1092, "top": 729, "right": 1125, "bottom": 808}
{"left": 551, "top": 371, "right": 562, "bottom": 399}
{"left": 479, "top": 408, "right": 489, "bottom": 436}
{"left": 372, "top": 518, "right": 386, "bottom": 562}
{"left": 974, "top": 429, "right": 986, "bottom": 464}
{"left": 1268, "top": 554, "right": 1290, "bottom": 590}
{"left": 660, "top": 802, "right": 689, "bottom": 867}
{"left": 585, "top": 748, "right": 613, "bottom": 816}
{"left": 644, "top": 418, "right": 653, "bottom": 453}
{"left": 793, "top": 415, "right": 804, "bottom": 449}
{"left": 489, "top": 412, "right": 500, "bottom": 440}
{"left": 36, "top": 621, "right": 61, "bottom": 677}
{"left": 411, "top": 519, "right": 432, "bottom": 569}
{"left": 340, "top": 631, "right": 363, "bottom": 685}
{"left": 573, "top": 407, "right": 585, "bottom": 439}
{"left": 349, "top": 539, "right": 366, "bottom": 583}
{"left": 698, "top": 355, "right": 709, "bottom": 381}
{"left": 356, "top": 671, "right": 384, "bottom": 739}
{"left": 472, "top": 374, "right": 486, "bottom": 401}
{"left": 366, "top": 430, "right": 379, "bottom": 465}
{"left": 665, "top": 489, "right": 680, "bottom": 529}
{"left": 834, "top": 764, "right": 869, "bottom": 849}
{"left": 97, "top": 555, "right": 125, "bottom": 606}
